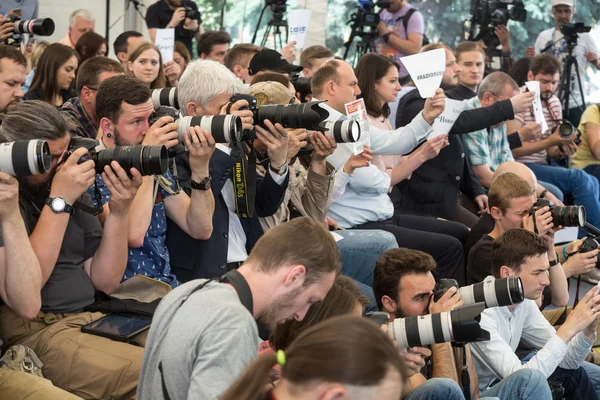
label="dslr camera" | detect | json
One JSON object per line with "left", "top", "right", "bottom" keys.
{"left": 0, "top": 140, "right": 51, "bottom": 176}
{"left": 468, "top": 0, "right": 527, "bottom": 48}
{"left": 529, "top": 198, "right": 586, "bottom": 228}
{"left": 579, "top": 236, "right": 600, "bottom": 269}
{"left": 557, "top": 119, "right": 582, "bottom": 145}
{"left": 433, "top": 277, "right": 524, "bottom": 308}
{"left": 227, "top": 94, "right": 361, "bottom": 143}
{"left": 183, "top": 5, "right": 200, "bottom": 20}
{"left": 3, "top": 16, "right": 55, "bottom": 47}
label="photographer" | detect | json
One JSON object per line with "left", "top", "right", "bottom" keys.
{"left": 0, "top": 101, "right": 144, "bottom": 398}
{"left": 170, "top": 59, "right": 289, "bottom": 281}
{"left": 530, "top": 0, "right": 599, "bottom": 126}
{"left": 471, "top": 228, "right": 600, "bottom": 398}
{"left": 93, "top": 75, "right": 214, "bottom": 288}
{"left": 506, "top": 54, "right": 600, "bottom": 230}
{"left": 61, "top": 56, "right": 124, "bottom": 139}
{"left": 58, "top": 9, "right": 95, "bottom": 49}
{"left": 373, "top": 248, "right": 550, "bottom": 399}
{"left": 0, "top": 45, "right": 26, "bottom": 114}
{"left": 394, "top": 44, "right": 537, "bottom": 227}
{"left": 377, "top": 0, "right": 425, "bottom": 84}
{"left": 145, "top": 0, "right": 202, "bottom": 55}
{"left": 139, "top": 217, "right": 340, "bottom": 400}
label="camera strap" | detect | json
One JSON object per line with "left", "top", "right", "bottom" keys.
{"left": 157, "top": 270, "right": 253, "bottom": 400}
{"left": 231, "top": 141, "right": 257, "bottom": 219}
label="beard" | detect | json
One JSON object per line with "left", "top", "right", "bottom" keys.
{"left": 257, "top": 286, "right": 304, "bottom": 329}
{"left": 440, "top": 75, "right": 458, "bottom": 91}
{"left": 540, "top": 91, "right": 554, "bottom": 101}
{"left": 18, "top": 175, "right": 51, "bottom": 211}
{"left": 113, "top": 127, "right": 134, "bottom": 146}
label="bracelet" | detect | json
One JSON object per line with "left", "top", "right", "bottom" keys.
{"left": 563, "top": 244, "right": 569, "bottom": 260}
{"left": 549, "top": 253, "right": 560, "bottom": 267}
{"left": 540, "top": 189, "right": 548, "bottom": 199}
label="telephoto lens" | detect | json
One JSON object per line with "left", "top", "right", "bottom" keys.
{"left": 93, "top": 145, "right": 169, "bottom": 176}
{"left": 530, "top": 198, "right": 586, "bottom": 228}
{"left": 0, "top": 140, "right": 51, "bottom": 176}
{"left": 558, "top": 120, "right": 582, "bottom": 144}
{"left": 256, "top": 101, "right": 330, "bottom": 132}
{"left": 151, "top": 88, "right": 179, "bottom": 110}
{"left": 12, "top": 18, "right": 55, "bottom": 36}
{"left": 387, "top": 302, "right": 490, "bottom": 349}
{"left": 458, "top": 277, "right": 524, "bottom": 308}
{"left": 320, "top": 120, "right": 362, "bottom": 143}
{"left": 176, "top": 115, "right": 243, "bottom": 144}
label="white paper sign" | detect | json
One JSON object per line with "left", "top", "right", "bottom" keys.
{"left": 345, "top": 98, "right": 371, "bottom": 155}
{"left": 525, "top": 81, "right": 549, "bottom": 133}
{"left": 429, "top": 99, "right": 466, "bottom": 138}
{"left": 288, "top": 10, "right": 312, "bottom": 49}
{"left": 155, "top": 28, "right": 175, "bottom": 64}
{"left": 400, "top": 48, "right": 446, "bottom": 98}
{"left": 554, "top": 227, "right": 579, "bottom": 244}
{"left": 330, "top": 231, "right": 344, "bottom": 242}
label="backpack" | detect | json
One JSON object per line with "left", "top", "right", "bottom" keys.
{"left": 397, "top": 8, "right": 430, "bottom": 46}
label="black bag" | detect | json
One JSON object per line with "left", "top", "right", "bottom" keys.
{"left": 397, "top": 8, "right": 430, "bottom": 46}
{"left": 84, "top": 291, "right": 162, "bottom": 317}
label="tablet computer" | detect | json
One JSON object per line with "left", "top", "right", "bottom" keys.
{"left": 81, "top": 313, "right": 151, "bottom": 342}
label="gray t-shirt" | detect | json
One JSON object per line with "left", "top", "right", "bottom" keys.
{"left": 0, "top": 193, "right": 101, "bottom": 313}
{"left": 138, "top": 280, "right": 259, "bottom": 400}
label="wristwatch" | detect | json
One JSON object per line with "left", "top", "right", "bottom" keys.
{"left": 382, "top": 32, "right": 392, "bottom": 43}
{"left": 191, "top": 175, "right": 212, "bottom": 191}
{"left": 269, "top": 162, "right": 289, "bottom": 176}
{"left": 45, "top": 197, "right": 74, "bottom": 216}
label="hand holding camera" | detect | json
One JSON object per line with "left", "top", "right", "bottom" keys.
{"left": 563, "top": 239, "right": 598, "bottom": 277}
{"left": 422, "top": 88, "right": 445, "bottom": 125}
{"left": 285, "top": 129, "right": 308, "bottom": 162}
{"left": 222, "top": 99, "right": 255, "bottom": 132}
{"left": 523, "top": 205, "right": 554, "bottom": 236}
{"left": 183, "top": 127, "right": 215, "bottom": 179}
{"left": 102, "top": 161, "right": 143, "bottom": 217}
{"left": 50, "top": 148, "right": 96, "bottom": 205}
{"left": 255, "top": 120, "right": 289, "bottom": 170}
{"left": 399, "top": 347, "right": 431, "bottom": 378}
{"left": 143, "top": 116, "right": 179, "bottom": 149}
{"left": 0, "top": 172, "right": 20, "bottom": 220}
{"left": 429, "top": 285, "right": 463, "bottom": 314}
{"left": 169, "top": 8, "right": 186, "bottom": 28}
{"left": 510, "top": 91, "right": 535, "bottom": 114}
{"left": 309, "top": 131, "right": 337, "bottom": 162}
{"left": 0, "top": 15, "right": 15, "bottom": 42}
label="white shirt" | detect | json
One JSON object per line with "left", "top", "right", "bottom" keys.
{"left": 471, "top": 276, "right": 595, "bottom": 392}
{"left": 215, "top": 144, "right": 288, "bottom": 263}
{"left": 535, "top": 28, "right": 599, "bottom": 109}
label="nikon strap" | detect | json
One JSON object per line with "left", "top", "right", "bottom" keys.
{"left": 231, "top": 141, "right": 257, "bottom": 218}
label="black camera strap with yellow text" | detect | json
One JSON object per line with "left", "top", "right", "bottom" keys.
{"left": 231, "top": 141, "right": 257, "bottom": 219}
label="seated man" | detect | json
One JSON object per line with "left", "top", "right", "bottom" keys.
{"left": 93, "top": 75, "right": 215, "bottom": 288}
{"left": 224, "top": 43, "right": 260, "bottom": 83}
{"left": 471, "top": 228, "right": 600, "bottom": 397}
{"left": 507, "top": 54, "right": 600, "bottom": 229}
{"left": 61, "top": 56, "right": 124, "bottom": 139}
{"left": 0, "top": 100, "right": 143, "bottom": 398}
{"left": 373, "top": 248, "right": 551, "bottom": 399}
{"left": 247, "top": 48, "right": 303, "bottom": 84}
{"left": 197, "top": 30, "right": 231, "bottom": 64}
{"left": 112, "top": 30, "right": 144, "bottom": 68}
{"left": 314, "top": 58, "right": 469, "bottom": 285}
{"left": 139, "top": 217, "right": 340, "bottom": 400}
{"left": 467, "top": 172, "right": 570, "bottom": 310}
{"left": 299, "top": 45, "right": 334, "bottom": 77}
{"left": 170, "top": 60, "right": 290, "bottom": 281}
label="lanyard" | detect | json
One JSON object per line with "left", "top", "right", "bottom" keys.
{"left": 551, "top": 29, "right": 567, "bottom": 58}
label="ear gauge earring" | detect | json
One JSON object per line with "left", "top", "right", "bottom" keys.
{"left": 106, "top": 133, "right": 112, "bottom": 138}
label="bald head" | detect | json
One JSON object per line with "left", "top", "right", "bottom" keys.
{"left": 493, "top": 161, "right": 537, "bottom": 189}
{"left": 311, "top": 59, "right": 360, "bottom": 114}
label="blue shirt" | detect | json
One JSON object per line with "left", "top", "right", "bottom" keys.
{"left": 0, "top": 0, "right": 38, "bottom": 20}
{"left": 88, "top": 171, "right": 180, "bottom": 288}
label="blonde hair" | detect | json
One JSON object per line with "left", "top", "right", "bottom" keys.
{"left": 127, "top": 41, "right": 166, "bottom": 89}
{"left": 31, "top": 40, "right": 51, "bottom": 69}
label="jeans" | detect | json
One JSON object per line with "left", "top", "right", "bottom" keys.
{"left": 354, "top": 215, "right": 468, "bottom": 285}
{"left": 581, "top": 361, "right": 600, "bottom": 396}
{"left": 480, "top": 369, "right": 551, "bottom": 400}
{"left": 405, "top": 378, "right": 465, "bottom": 400}
{"left": 539, "top": 180, "right": 565, "bottom": 203}
{"left": 584, "top": 165, "right": 600, "bottom": 186}
{"left": 335, "top": 229, "right": 397, "bottom": 313}
{"left": 547, "top": 365, "right": 599, "bottom": 400}
{"left": 526, "top": 163, "right": 600, "bottom": 229}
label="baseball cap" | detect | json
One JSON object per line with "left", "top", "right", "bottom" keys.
{"left": 248, "top": 48, "right": 303, "bottom": 76}
{"left": 248, "top": 81, "right": 295, "bottom": 106}
{"left": 551, "top": 0, "right": 574, "bottom": 7}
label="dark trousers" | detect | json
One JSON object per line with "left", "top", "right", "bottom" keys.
{"left": 354, "top": 215, "right": 467, "bottom": 285}
{"left": 548, "top": 365, "right": 599, "bottom": 400}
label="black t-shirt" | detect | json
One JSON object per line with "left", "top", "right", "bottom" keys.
{"left": 145, "top": 0, "right": 201, "bottom": 55}
{"left": 467, "top": 234, "right": 494, "bottom": 285}
{"left": 0, "top": 193, "right": 103, "bottom": 313}
{"left": 465, "top": 213, "right": 494, "bottom": 262}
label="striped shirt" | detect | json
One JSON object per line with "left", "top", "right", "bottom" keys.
{"left": 514, "top": 91, "right": 562, "bottom": 165}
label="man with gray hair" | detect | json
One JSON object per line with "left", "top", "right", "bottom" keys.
{"left": 167, "top": 59, "right": 290, "bottom": 281}
{"left": 59, "top": 8, "right": 95, "bottom": 49}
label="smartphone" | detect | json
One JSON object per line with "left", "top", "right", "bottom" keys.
{"left": 365, "top": 311, "right": 389, "bottom": 325}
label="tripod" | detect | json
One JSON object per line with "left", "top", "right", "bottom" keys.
{"left": 251, "top": 3, "right": 288, "bottom": 51}
{"left": 343, "top": 9, "right": 378, "bottom": 67}
{"left": 558, "top": 40, "right": 587, "bottom": 119}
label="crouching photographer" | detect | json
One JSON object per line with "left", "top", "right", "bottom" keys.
{"left": 167, "top": 59, "right": 290, "bottom": 281}
{"left": 0, "top": 100, "right": 145, "bottom": 399}
{"left": 93, "top": 75, "right": 215, "bottom": 289}
{"left": 373, "top": 248, "right": 551, "bottom": 399}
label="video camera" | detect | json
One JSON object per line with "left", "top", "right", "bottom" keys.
{"left": 3, "top": 16, "right": 55, "bottom": 47}
{"left": 560, "top": 22, "right": 591, "bottom": 45}
{"left": 530, "top": 198, "right": 586, "bottom": 228}
{"left": 0, "top": 140, "right": 51, "bottom": 176}
{"left": 468, "top": 0, "right": 526, "bottom": 48}
{"left": 354, "top": 0, "right": 391, "bottom": 29}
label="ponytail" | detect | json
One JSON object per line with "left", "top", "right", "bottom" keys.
{"left": 220, "top": 353, "right": 277, "bottom": 400}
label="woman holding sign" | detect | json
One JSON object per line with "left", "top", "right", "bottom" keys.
{"left": 128, "top": 41, "right": 181, "bottom": 89}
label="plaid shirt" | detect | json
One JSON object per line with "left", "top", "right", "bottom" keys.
{"left": 462, "top": 97, "right": 514, "bottom": 171}
{"left": 61, "top": 97, "right": 98, "bottom": 139}
{"left": 87, "top": 172, "right": 180, "bottom": 288}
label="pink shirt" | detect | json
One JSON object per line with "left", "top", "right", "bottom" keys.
{"left": 367, "top": 114, "right": 405, "bottom": 192}
{"left": 59, "top": 35, "right": 75, "bottom": 48}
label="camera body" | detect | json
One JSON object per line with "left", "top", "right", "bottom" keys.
{"left": 469, "top": 0, "right": 526, "bottom": 48}
{"left": 529, "top": 198, "right": 586, "bottom": 228}
{"left": 290, "top": 74, "right": 312, "bottom": 103}
{"left": 183, "top": 5, "right": 200, "bottom": 20}
{"left": 579, "top": 237, "right": 600, "bottom": 269}
{"left": 560, "top": 22, "right": 591, "bottom": 45}
{"left": 558, "top": 119, "right": 582, "bottom": 145}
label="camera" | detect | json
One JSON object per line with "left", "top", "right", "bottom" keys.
{"left": 468, "top": 0, "right": 527, "bottom": 48}
{"left": 4, "top": 16, "right": 55, "bottom": 47}
{"left": 183, "top": 5, "right": 200, "bottom": 20}
{"left": 0, "top": 140, "right": 51, "bottom": 176}
{"left": 68, "top": 138, "right": 169, "bottom": 177}
{"left": 434, "top": 277, "right": 524, "bottom": 308}
{"left": 387, "top": 303, "right": 490, "bottom": 348}
{"left": 579, "top": 237, "right": 600, "bottom": 268}
{"left": 557, "top": 119, "right": 582, "bottom": 145}
{"left": 151, "top": 106, "right": 243, "bottom": 144}
{"left": 529, "top": 198, "right": 586, "bottom": 228}
{"left": 151, "top": 88, "right": 179, "bottom": 110}
{"left": 560, "top": 22, "right": 591, "bottom": 45}
{"left": 290, "top": 75, "right": 312, "bottom": 103}
{"left": 227, "top": 94, "right": 361, "bottom": 143}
